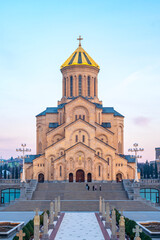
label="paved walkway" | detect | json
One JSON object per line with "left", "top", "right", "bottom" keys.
{"left": 54, "top": 212, "right": 105, "bottom": 240}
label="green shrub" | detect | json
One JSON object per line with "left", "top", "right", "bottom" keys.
{"left": 26, "top": 222, "right": 34, "bottom": 236}
{"left": 13, "top": 236, "right": 18, "bottom": 240}
{"left": 28, "top": 219, "right": 34, "bottom": 229}
{"left": 22, "top": 226, "right": 30, "bottom": 240}
{"left": 115, "top": 209, "right": 151, "bottom": 240}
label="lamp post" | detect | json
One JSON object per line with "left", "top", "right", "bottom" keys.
{"left": 16, "top": 144, "right": 31, "bottom": 182}
{"left": 128, "top": 143, "right": 144, "bottom": 182}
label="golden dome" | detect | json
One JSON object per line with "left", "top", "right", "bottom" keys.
{"left": 60, "top": 37, "right": 100, "bottom": 70}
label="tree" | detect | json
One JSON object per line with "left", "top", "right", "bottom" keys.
{"left": 155, "top": 161, "right": 158, "bottom": 179}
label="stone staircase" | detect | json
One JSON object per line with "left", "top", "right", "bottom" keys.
{"left": 32, "top": 182, "right": 128, "bottom": 200}
{"left": 1, "top": 182, "right": 159, "bottom": 212}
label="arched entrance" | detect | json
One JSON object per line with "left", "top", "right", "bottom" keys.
{"left": 87, "top": 173, "right": 92, "bottom": 182}
{"left": 76, "top": 169, "right": 85, "bottom": 182}
{"left": 38, "top": 173, "right": 44, "bottom": 183}
{"left": 69, "top": 173, "right": 73, "bottom": 182}
{"left": 116, "top": 173, "right": 122, "bottom": 182}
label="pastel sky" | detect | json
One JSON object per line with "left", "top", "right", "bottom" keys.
{"left": 0, "top": 0, "right": 160, "bottom": 162}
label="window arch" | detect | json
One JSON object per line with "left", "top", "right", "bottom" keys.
{"left": 94, "top": 78, "right": 96, "bottom": 96}
{"left": 79, "top": 75, "right": 82, "bottom": 95}
{"left": 82, "top": 135, "right": 85, "bottom": 142}
{"left": 98, "top": 165, "right": 101, "bottom": 177}
{"left": 60, "top": 166, "right": 62, "bottom": 177}
{"left": 64, "top": 78, "right": 66, "bottom": 96}
{"left": 88, "top": 76, "right": 90, "bottom": 96}
{"left": 70, "top": 76, "right": 73, "bottom": 97}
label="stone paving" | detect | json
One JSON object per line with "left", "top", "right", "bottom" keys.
{"left": 55, "top": 212, "right": 105, "bottom": 240}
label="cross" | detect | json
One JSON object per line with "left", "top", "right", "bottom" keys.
{"left": 34, "top": 208, "right": 39, "bottom": 215}
{"left": 133, "top": 225, "right": 142, "bottom": 237}
{"left": 77, "top": 35, "right": 83, "bottom": 47}
{"left": 16, "top": 230, "right": 25, "bottom": 240}
{"left": 121, "top": 208, "right": 123, "bottom": 216}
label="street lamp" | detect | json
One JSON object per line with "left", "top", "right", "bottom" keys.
{"left": 16, "top": 144, "right": 31, "bottom": 182}
{"left": 128, "top": 143, "right": 144, "bottom": 182}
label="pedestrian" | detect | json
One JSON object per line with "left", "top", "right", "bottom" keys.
{"left": 92, "top": 185, "right": 95, "bottom": 191}
{"left": 99, "top": 185, "right": 101, "bottom": 191}
{"left": 88, "top": 185, "right": 90, "bottom": 191}
{"left": 86, "top": 183, "right": 88, "bottom": 190}
{"left": 95, "top": 185, "right": 97, "bottom": 191}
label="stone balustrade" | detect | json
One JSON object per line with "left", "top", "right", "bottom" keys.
{"left": 0, "top": 179, "right": 21, "bottom": 184}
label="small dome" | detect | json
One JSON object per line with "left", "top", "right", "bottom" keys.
{"left": 60, "top": 44, "right": 100, "bottom": 70}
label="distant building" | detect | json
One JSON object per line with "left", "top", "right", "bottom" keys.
{"left": 155, "top": 148, "right": 160, "bottom": 160}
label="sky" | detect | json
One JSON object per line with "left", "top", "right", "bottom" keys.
{"left": 0, "top": 0, "right": 160, "bottom": 161}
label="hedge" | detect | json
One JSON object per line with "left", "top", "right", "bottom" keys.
{"left": 13, "top": 211, "right": 49, "bottom": 240}
{"left": 115, "top": 209, "right": 151, "bottom": 240}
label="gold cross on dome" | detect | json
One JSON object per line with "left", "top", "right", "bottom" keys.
{"left": 77, "top": 35, "right": 83, "bottom": 46}
{"left": 16, "top": 230, "right": 25, "bottom": 240}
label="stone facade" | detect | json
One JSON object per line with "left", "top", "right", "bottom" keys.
{"left": 24, "top": 41, "right": 136, "bottom": 182}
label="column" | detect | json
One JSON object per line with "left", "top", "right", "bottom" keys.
{"left": 42, "top": 212, "right": 49, "bottom": 240}
{"left": 34, "top": 210, "right": 40, "bottom": 240}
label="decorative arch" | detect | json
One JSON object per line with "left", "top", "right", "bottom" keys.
{"left": 58, "top": 148, "right": 65, "bottom": 157}
{"left": 98, "top": 134, "right": 108, "bottom": 144}
{"left": 38, "top": 173, "right": 44, "bottom": 183}
{"left": 116, "top": 171, "right": 123, "bottom": 182}
{"left": 76, "top": 169, "right": 85, "bottom": 182}
{"left": 95, "top": 162, "right": 103, "bottom": 180}
{"left": 69, "top": 173, "right": 73, "bottom": 182}
{"left": 87, "top": 173, "right": 92, "bottom": 182}
{"left": 52, "top": 134, "right": 63, "bottom": 143}
{"left": 70, "top": 128, "right": 90, "bottom": 146}
{"left": 72, "top": 105, "right": 89, "bottom": 122}
{"left": 118, "top": 125, "right": 123, "bottom": 154}
{"left": 96, "top": 148, "right": 103, "bottom": 157}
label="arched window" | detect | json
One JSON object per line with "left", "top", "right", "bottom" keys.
{"left": 76, "top": 135, "right": 78, "bottom": 142}
{"left": 60, "top": 112, "right": 62, "bottom": 124}
{"left": 94, "top": 78, "right": 96, "bottom": 96}
{"left": 39, "top": 142, "right": 42, "bottom": 154}
{"left": 64, "top": 78, "right": 66, "bottom": 96}
{"left": 82, "top": 135, "right": 85, "bottom": 143}
{"left": 70, "top": 76, "right": 73, "bottom": 97}
{"left": 98, "top": 165, "right": 101, "bottom": 177}
{"left": 60, "top": 166, "right": 62, "bottom": 177}
{"left": 79, "top": 75, "right": 82, "bottom": 95}
{"left": 88, "top": 76, "right": 90, "bottom": 96}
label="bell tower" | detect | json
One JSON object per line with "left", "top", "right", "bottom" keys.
{"left": 59, "top": 36, "right": 100, "bottom": 104}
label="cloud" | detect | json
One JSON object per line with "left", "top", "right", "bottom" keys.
{"left": 133, "top": 117, "right": 151, "bottom": 126}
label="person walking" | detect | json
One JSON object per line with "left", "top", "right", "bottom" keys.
{"left": 86, "top": 183, "right": 88, "bottom": 190}
{"left": 92, "top": 185, "right": 95, "bottom": 191}
{"left": 88, "top": 185, "right": 90, "bottom": 191}
{"left": 99, "top": 185, "right": 102, "bottom": 191}
{"left": 95, "top": 185, "right": 97, "bottom": 191}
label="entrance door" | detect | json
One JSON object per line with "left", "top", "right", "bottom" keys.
{"left": 38, "top": 173, "right": 44, "bottom": 183}
{"left": 116, "top": 173, "right": 122, "bottom": 182}
{"left": 76, "top": 170, "right": 85, "bottom": 182}
{"left": 69, "top": 173, "right": 73, "bottom": 182}
{"left": 87, "top": 173, "right": 92, "bottom": 182}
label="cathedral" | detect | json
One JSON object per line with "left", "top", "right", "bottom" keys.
{"left": 25, "top": 37, "right": 137, "bottom": 183}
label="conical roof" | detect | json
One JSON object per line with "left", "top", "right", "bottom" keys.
{"left": 60, "top": 45, "right": 100, "bottom": 70}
